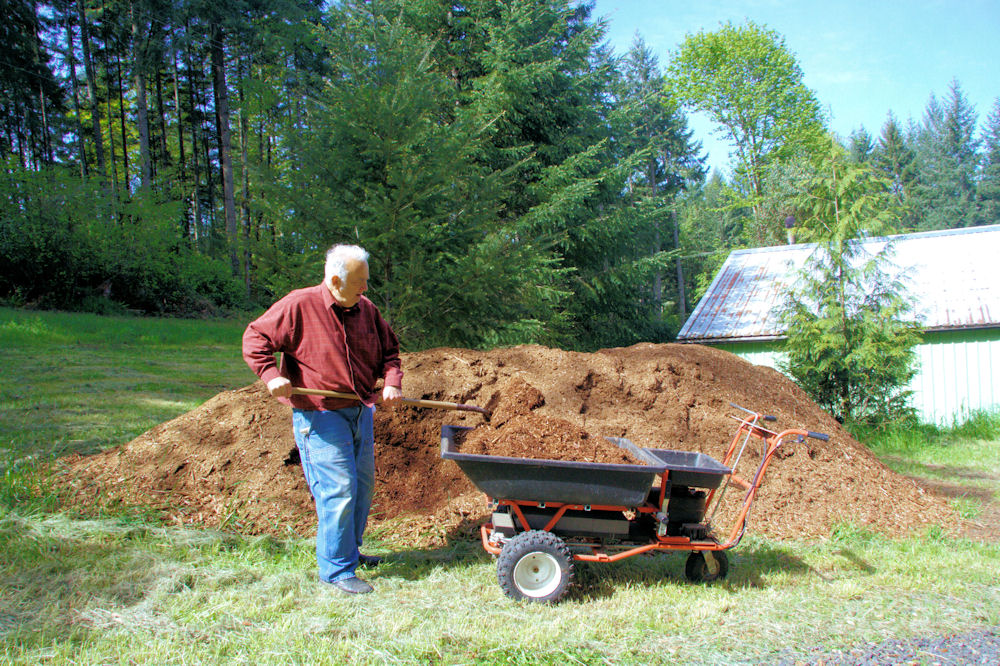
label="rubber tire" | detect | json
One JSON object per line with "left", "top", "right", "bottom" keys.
{"left": 497, "top": 530, "right": 574, "bottom": 602}
{"left": 685, "top": 550, "right": 729, "bottom": 583}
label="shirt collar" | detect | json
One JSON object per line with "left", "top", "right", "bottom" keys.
{"left": 320, "top": 282, "right": 361, "bottom": 314}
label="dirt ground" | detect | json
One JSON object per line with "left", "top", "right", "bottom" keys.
{"left": 54, "top": 343, "right": 971, "bottom": 548}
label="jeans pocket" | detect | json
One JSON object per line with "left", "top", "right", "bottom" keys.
{"left": 306, "top": 410, "right": 358, "bottom": 452}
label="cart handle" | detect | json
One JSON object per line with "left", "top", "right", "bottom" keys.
{"left": 713, "top": 427, "right": 831, "bottom": 551}
{"left": 728, "top": 402, "right": 777, "bottom": 423}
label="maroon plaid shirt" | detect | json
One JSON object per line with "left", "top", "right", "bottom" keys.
{"left": 242, "top": 283, "right": 403, "bottom": 411}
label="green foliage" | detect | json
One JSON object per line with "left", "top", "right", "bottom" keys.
{"left": 252, "top": 1, "right": 705, "bottom": 351}
{"left": 909, "top": 81, "right": 981, "bottom": 230}
{"left": 849, "top": 409, "right": 1000, "bottom": 456}
{"left": 667, "top": 20, "right": 826, "bottom": 227}
{"left": 779, "top": 141, "right": 920, "bottom": 425}
{"left": 266, "top": 2, "right": 572, "bottom": 349}
{"left": 872, "top": 113, "right": 918, "bottom": 227}
{"left": 0, "top": 164, "right": 246, "bottom": 315}
{"left": 677, "top": 174, "right": 745, "bottom": 303}
{"left": 978, "top": 98, "right": 1000, "bottom": 224}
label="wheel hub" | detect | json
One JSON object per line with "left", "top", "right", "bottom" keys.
{"left": 513, "top": 552, "right": 561, "bottom": 598}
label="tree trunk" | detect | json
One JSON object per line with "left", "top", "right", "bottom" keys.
{"left": 76, "top": 0, "right": 105, "bottom": 179}
{"left": 13, "top": 99, "right": 27, "bottom": 169}
{"left": 155, "top": 69, "right": 168, "bottom": 168}
{"left": 184, "top": 21, "right": 202, "bottom": 246}
{"left": 210, "top": 23, "right": 239, "bottom": 276}
{"left": 172, "top": 47, "right": 189, "bottom": 240}
{"left": 37, "top": 82, "right": 53, "bottom": 164}
{"left": 646, "top": 154, "right": 662, "bottom": 310}
{"left": 63, "top": 11, "right": 88, "bottom": 178}
{"left": 106, "top": 74, "right": 119, "bottom": 197}
{"left": 237, "top": 54, "right": 252, "bottom": 297}
{"left": 203, "top": 127, "right": 215, "bottom": 248}
{"left": 28, "top": 2, "right": 53, "bottom": 165}
{"left": 673, "top": 210, "right": 686, "bottom": 322}
{"left": 115, "top": 48, "right": 130, "bottom": 194}
{"left": 131, "top": 0, "right": 152, "bottom": 190}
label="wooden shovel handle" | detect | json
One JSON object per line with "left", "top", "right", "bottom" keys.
{"left": 290, "top": 387, "right": 490, "bottom": 416}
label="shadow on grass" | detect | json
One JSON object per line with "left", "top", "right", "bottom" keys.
{"left": 377, "top": 514, "right": 822, "bottom": 601}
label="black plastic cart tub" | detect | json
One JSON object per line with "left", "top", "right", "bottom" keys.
{"left": 440, "top": 424, "right": 730, "bottom": 506}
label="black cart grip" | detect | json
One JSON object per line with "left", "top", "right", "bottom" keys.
{"left": 763, "top": 415, "right": 777, "bottom": 422}
{"left": 807, "top": 431, "right": 829, "bottom": 442}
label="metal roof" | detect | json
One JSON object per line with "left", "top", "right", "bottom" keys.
{"left": 677, "top": 224, "right": 1000, "bottom": 343}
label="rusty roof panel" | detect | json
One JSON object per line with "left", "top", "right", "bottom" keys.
{"left": 677, "top": 224, "right": 1000, "bottom": 342}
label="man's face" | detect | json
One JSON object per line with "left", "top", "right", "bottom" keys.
{"left": 330, "top": 258, "right": 369, "bottom": 308}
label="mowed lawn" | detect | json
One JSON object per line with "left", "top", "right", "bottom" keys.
{"left": 2, "top": 307, "right": 999, "bottom": 665}
{"left": 1, "top": 308, "right": 258, "bottom": 461}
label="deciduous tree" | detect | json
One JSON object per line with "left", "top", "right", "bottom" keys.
{"left": 667, "top": 21, "right": 825, "bottom": 229}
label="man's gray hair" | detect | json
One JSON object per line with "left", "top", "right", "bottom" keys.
{"left": 324, "top": 244, "right": 369, "bottom": 284}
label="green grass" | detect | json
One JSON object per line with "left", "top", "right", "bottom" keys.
{"left": 1, "top": 307, "right": 258, "bottom": 461}
{"left": 848, "top": 413, "right": 1000, "bottom": 510}
{"left": 1, "top": 308, "right": 998, "bottom": 664}
{"left": 850, "top": 411, "right": 1000, "bottom": 464}
{"left": 2, "top": 514, "right": 997, "bottom": 664}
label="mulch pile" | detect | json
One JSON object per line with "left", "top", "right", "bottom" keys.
{"left": 53, "top": 343, "right": 961, "bottom": 547}
{"left": 456, "top": 377, "right": 646, "bottom": 465}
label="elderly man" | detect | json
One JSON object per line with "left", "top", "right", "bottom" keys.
{"left": 242, "top": 244, "right": 402, "bottom": 594}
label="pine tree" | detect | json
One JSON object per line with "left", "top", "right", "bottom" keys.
{"left": 977, "top": 98, "right": 1000, "bottom": 225}
{"left": 848, "top": 127, "right": 875, "bottom": 164}
{"left": 910, "top": 80, "right": 980, "bottom": 230}
{"left": 873, "top": 114, "right": 916, "bottom": 206}
{"left": 276, "top": 2, "right": 569, "bottom": 348}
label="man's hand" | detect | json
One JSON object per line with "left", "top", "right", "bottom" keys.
{"left": 382, "top": 385, "right": 403, "bottom": 405}
{"left": 267, "top": 376, "right": 293, "bottom": 398}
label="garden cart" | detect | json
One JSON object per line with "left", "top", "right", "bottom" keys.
{"left": 440, "top": 403, "right": 829, "bottom": 602}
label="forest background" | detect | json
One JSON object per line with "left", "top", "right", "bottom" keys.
{"left": 3, "top": 0, "right": 998, "bottom": 353}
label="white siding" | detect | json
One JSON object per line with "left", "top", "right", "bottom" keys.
{"left": 715, "top": 330, "right": 1000, "bottom": 425}
{"left": 910, "top": 331, "right": 998, "bottom": 425}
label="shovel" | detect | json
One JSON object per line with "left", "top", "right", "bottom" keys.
{"left": 290, "top": 386, "right": 490, "bottom": 418}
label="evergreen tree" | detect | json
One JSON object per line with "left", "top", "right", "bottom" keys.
{"left": 381, "top": 0, "right": 705, "bottom": 349}
{"left": 872, "top": 113, "right": 917, "bottom": 215}
{"left": 678, "top": 172, "right": 744, "bottom": 302}
{"left": 276, "top": 2, "right": 569, "bottom": 348}
{"left": 977, "top": 98, "right": 1000, "bottom": 225}
{"left": 780, "top": 140, "right": 919, "bottom": 425}
{"left": 0, "top": 0, "right": 65, "bottom": 169}
{"left": 848, "top": 127, "right": 875, "bottom": 164}
{"left": 909, "top": 80, "right": 980, "bottom": 230}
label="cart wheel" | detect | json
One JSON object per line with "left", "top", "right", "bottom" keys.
{"left": 497, "top": 530, "right": 574, "bottom": 602}
{"left": 685, "top": 550, "right": 729, "bottom": 583}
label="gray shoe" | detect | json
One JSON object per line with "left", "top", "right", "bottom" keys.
{"left": 329, "top": 576, "right": 373, "bottom": 595}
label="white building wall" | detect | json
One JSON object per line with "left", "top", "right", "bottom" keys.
{"left": 714, "top": 330, "right": 1000, "bottom": 425}
{"left": 910, "top": 331, "right": 998, "bottom": 425}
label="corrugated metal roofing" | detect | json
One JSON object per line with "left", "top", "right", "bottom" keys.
{"left": 677, "top": 224, "right": 1000, "bottom": 343}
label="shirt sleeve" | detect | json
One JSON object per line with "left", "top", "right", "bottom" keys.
{"left": 242, "top": 299, "right": 293, "bottom": 385}
{"left": 377, "top": 310, "right": 403, "bottom": 388}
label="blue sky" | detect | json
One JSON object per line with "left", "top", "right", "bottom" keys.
{"left": 591, "top": 0, "right": 1000, "bottom": 174}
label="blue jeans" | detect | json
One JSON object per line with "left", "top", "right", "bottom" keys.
{"left": 292, "top": 406, "right": 375, "bottom": 583}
